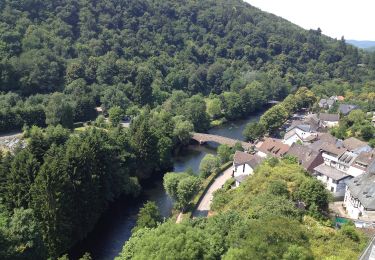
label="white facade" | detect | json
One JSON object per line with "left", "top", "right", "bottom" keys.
{"left": 344, "top": 189, "right": 364, "bottom": 219}
{"left": 283, "top": 127, "right": 314, "bottom": 146}
{"left": 344, "top": 189, "right": 375, "bottom": 220}
{"left": 321, "top": 120, "right": 339, "bottom": 128}
{"left": 315, "top": 174, "right": 349, "bottom": 197}
{"left": 233, "top": 163, "right": 253, "bottom": 177}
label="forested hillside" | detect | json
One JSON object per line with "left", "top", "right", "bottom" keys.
{"left": 1, "top": 0, "right": 375, "bottom": 259}
{"left": 1, "top": 0, "right": 374, "bottom": 132}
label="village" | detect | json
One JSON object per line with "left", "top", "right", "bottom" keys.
{"left": 231, "top": 95, "right": 375, "bottom": 229}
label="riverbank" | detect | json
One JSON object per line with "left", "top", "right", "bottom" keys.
{"left": 70, "top": 113, "right": 262, "bottom": 259}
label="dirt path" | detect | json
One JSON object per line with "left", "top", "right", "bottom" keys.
{"left": 192, "top": 165, "right": 234, "bottom": 218}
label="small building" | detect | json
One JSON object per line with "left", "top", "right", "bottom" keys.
{"left": 318, "top": 113, "right": 340, "bottom": 128}
{"left": 287, "top": 143, "right": 324, "bottom": 173}
{"left": 343, "top": 137, "right": 372, "bottom": 154}
{"left": 347, "top": 151, "right": 375, "bottom": 177}
{"left": 283, "top": 124, "right": 318, "bottom": 146}
{"left": 257, "top": 138, "right": 290, "bottom": 158}
{"left": 320, "top": 143, "right": 347, "bottom": 167}
{"left": 307, "top": 133, "right": 339, "bottom": 153}
{"left": 319, "top": 98, "right": 336, "bottom": 109}
{"left": 314, "top": 164, "right": 352, "bottom": 197}
{"left": 344, "top": 173, "right": 375, "bottom": 220}
{"left": 232, "top": 151, "right": 264, "bottom": 187}
{"left": 339, "top": 104, "right": 358, "bottom": 115}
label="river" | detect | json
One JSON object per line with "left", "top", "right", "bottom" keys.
{"left": 70, "top": 112, "right": 261, "bottom": 260}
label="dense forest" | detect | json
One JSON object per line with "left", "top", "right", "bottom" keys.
{"left": 1, "top": 0, "right": 375, "bottom": 259}
{"left": 1, "top": 0, "right": 375, "bottom": 132}
{"left": 117, "top": 158, "right": 367, "bottom": 259}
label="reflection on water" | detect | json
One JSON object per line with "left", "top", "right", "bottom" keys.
{"left": 70, "top": 113, "right": 261, "bottom": 260}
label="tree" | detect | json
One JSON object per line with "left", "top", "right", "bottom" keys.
{"left": 31, "top": 145, "right": 74, "bottom": 258}
{"left": 163, "top": 173, "right": 200, "bottom": 209}
{"left": 347, "top": 109, "right": 365, "bottom": 125}
{"left": 199, "top": 154, "right": 220, "bottom": 178}
{"left": 6, "top": 208, "right": 46, "bottom": 259}
{"left": 133, "top": 201, "right": 162, "bottom": 233}
{"left": 361, "top": 125, "right": 374, "bottom": 141}
{"left": 134, "top": 66, "right": 153, "bottom": 106}
{"left": 217, "top": 144, "right": 232, "bottom": 163}
{"left": 45, "top": 93, "right": 73, "bottom": 129}
{"left": 207, "top": 98, "right": 222, "bottom": 119}
{"left": 260, "top": 104, "right": 288, "bottom": 134}
{"left": 7, "top": 150, "right": 39, "bottom": 209}
{"left": 172, "top": 117, "right": 193, "bottom": 146}
{"left": 294, "top": 179, "right": 329, "bottom": 212}
{"left": 176, "top": 176, "right": 201, "bottom": 209}
{"left": 108, "top": 106, "right": 124, "bottom": 126}
{"left": 130, "top": 113, "right": 159, "bottom": 177}
{"left": 181, "top": 95, "right": 210, "bottom": 132}
{"left": 243, "top": 122, "right": 266, "bottom": 142}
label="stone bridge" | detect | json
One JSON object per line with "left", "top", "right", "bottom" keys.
{"left": 191, "top": 133, "right": 253, "bottom": 150}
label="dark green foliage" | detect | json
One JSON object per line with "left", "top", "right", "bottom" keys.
{"left": 294, "top": 178, "right": 329, "bottom": 212}
{"left": 0, "top": 126, "right": 143, "bottom": 258}
{"left": 0, "top": 0, "right": 372, "bottom": 132}
{"left": 243, "top": 122, "right": 266, "bottom": 142}
{"left": 133, "top": 201, "right": 162, "bottom": 233}
{"left": 163, "top": 172, "right": 201, "bottom": 209}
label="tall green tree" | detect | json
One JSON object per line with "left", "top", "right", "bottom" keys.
{"left": 45, "top": 93, "right": 73, "bottom": 128}
{"left": 132, "top": 201, "right": 162, "bottom": 233}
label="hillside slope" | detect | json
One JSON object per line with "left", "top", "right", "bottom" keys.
{"left": 0, "top": 0, "right": 370, "bottom": 99}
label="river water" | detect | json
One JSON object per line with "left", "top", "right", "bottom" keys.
{"left": 70, "top": 113, "right": 261, "bottom": 260}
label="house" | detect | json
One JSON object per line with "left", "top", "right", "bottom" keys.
{"left": 257, "top": 138, "right": 290, "bottom": 158}
{"left": 314, "top": 164, "right": 352, "bottom": 197}
{"left": 343, "top": 137, "right": 372, "bottom": 154}
{"left": 283, "top": 124, "right": 318, "bottom": 146}
{"left": 286, "top": 143, "right": 324, "bottom": 173}
{"left": 320, "top": 143, "right": 347, "bottom": 167}
{"left": 318, "top": 113, "right": 340, "bottom": 128}
{"left": 347, "top": 151, "right": 375, "bottom": 177}
{"left": 344, "top": 172, "right": 375, "bottom": 220}
{"left": 339, "top": 104, "right": 358, "bottom": 115}
{"left": 232, "top": 151, "right": 264, "bottom": 187}
{"left": 319, "top": 97, "right": 336, "bottom": 109}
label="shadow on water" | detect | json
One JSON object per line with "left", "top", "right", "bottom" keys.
{"left": 69, "top": 113, "right": 262, "bottom": 260}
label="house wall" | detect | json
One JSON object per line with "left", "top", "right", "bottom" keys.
{"left": 316, "top": 174, "right": 349, "bottom": 197}
{"left": 233, "top": 163, "right": 253, "bottom": 177}
{"left": 322, "top": 153, "right": 339, "bottom": 165}
{"left": 321, "top": 121, "right": 339, "bottom": 128}
{"left": 283, "top": 134, "right": 302, "bottom": 146}
{"left": 344, "top": 190, "right": 362, "bottom": 219}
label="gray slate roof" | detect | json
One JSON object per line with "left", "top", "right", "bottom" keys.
{"left": 339, "top": 104, "right": 358, "bottom": 115}
{"left": 347, "top": 173, "right": 375, "bottom": 210}
{"left": 314, "top": 164, "right": 350, "bottom": 181}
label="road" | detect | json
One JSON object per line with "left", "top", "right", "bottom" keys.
{"left": 192, "top": 165, "right": 234, "bottom": 218}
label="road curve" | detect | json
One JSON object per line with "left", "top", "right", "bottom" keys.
{"left": 192, "top": 165, "right": 234, "bottom": 218}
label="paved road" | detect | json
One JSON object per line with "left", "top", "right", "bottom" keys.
{"left": 192, "top": 165, "right": 234, "bottom": 218}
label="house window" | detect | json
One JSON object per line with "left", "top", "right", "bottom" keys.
{"left": 331, "top": 187, "right": 334, "bottom": 192}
